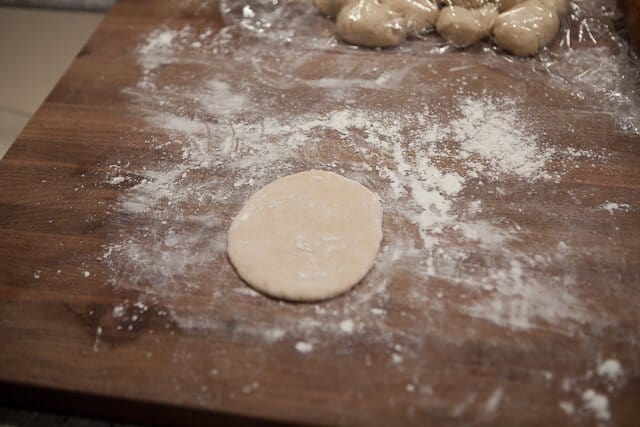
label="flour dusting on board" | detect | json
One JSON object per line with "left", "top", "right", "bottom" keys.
{"left": 99, "top": 0, "right": 638, "bottom": 420}
{"left": 102, "top": 0, "right": 638, "bottom": 335}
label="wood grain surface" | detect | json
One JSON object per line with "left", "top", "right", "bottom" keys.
{"left": 620, "top": 0, "right": 640, "bottom": 54}
{"left": 1, "top": 0, "right": 640, "bottom": 425}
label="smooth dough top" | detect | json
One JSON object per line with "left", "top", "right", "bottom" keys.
{"left": 227, "top": 170, "right": 383, "bottom": 301}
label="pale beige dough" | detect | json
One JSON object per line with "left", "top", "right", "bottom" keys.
{"left": 537, "top": 0, "right": 567, "bottom": 15}
{"left": 436, "top": 4, "right": 498, "bottom": 46}
{"left": 498, "top": 0, "right": 566, "bottom": 13}
{"left": 386, "top": 0, "right": 440, "bottom": 36}
{"left": 227, "top": 170, "right": 383, "bottom": 302}
{"left": 336, "top": 0, "right": 407, "bottom": 47}
{"left": 498, "top": 0, "right": 525, "bottom": 11}
{"left": 492, "top": 0, "right": 559, "bottom": 56}
{"left": 315, "top": 0, "right": 349, "bottom": 18}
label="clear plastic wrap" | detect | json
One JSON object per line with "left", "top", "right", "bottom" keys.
{"left": 219, "top": 0, "right": 640, "bottom": 132}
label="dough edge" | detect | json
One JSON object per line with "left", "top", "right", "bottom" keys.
{"left": 227, "top": 170, "right": 384, "bottom": 302}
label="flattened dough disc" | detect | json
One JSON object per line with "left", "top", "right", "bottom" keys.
{"left": 227, "top": 170, "right": 383, "bottom": 301}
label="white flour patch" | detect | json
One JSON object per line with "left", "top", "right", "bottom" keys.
{"left": 108, "top": 176, "right": 127, "bottom": 185}
{"left": 450, "top": 97, "right": 554, "bottom": 181}
{"left": 169, "top": 309, "right": 286, "bottom": 344}
{"left": 484, "top": 387, "right": 503, "bottom": 413}
{"left": 138, "top": 28, "right": 178, "bottom": 70}
{"left": 454, "top": 221, "right": 514, "bottom": 246}
{"left": 339, "top": 319, "right": 355, "bottom": 334}
{"left": 601, "top": 202, "right": 630, "bottom": 215}
{"left": 392, "top": 353, "right": 403, "bottom": 364}
{"left": 241, "top": 381, "right": 260, "bottom": 394}
{"left": 233, "top": 287, "right": 261, "bottom": 297}
{"left": 559, "top": 401, "right": 574, "bottom": 415}
{"left": 582, "top": 389, "right": 610, "bottom": 421}
{"left": 112, "top": 305, "right": 124, "bottom": 317}
{"left": 295, "top": 341, "right": 314, "bottom": 353}
{"left": 597, "top": 359, "right": 623, "bottom": 381}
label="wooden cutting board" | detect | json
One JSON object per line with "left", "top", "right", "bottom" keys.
{"left": 1, "top": 0, "right": 639, "bottom": 425}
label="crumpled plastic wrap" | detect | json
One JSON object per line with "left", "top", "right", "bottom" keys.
{"left": 219, "top": 0, "right": 640, "bottom": 133}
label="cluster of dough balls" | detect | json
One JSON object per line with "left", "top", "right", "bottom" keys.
{"left": 314, "top": 0, "right": 567, "bottom": 56}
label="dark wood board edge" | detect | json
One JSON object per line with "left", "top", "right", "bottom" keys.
{"left": 619, "top": 0, "right": 640, "bottom": 54}
{"left": 0, "top": 379, "right": 308, "bottom": 427}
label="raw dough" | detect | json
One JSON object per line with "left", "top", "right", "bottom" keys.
{"left": 436, "top": 4, "right": 498, "bottom": 46}
{"left": 497, "top": 0, "right": 565, "bottom": 12}
{"left": 498, "top": 0, "right": 525, "bottom": 11}
{"left": 386, "top": 0, "right": 440, "bottom": 36}
{"left": 537, "top": 0, "right": 568, "bottom": 15}
{"left": 316, "top": 0, "right": 561, "bottom": 52}
{"left": 227, "top": 170, "right": 383, "bottom": 302}
{"left": 492, "top": 0, "right": 559, "bottom": 56}
{"left": 315, "top": 0, "right": 349, "bottom": 18}
{"left": 336, "top": 0, "right": 407, "bottom": 47}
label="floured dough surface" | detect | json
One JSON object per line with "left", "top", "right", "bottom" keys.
{"left": 316, "top": 0, "right": 563, "bottom": 54}
{"left": 436, "top": 4, "right": 498, "bottom": 46}
{"left": 227, "top": 170, "right": 383, "bottom": 301}
{"left": 492, "top": 0, "right": 559, "bottom": 56}
{"left": 337, "top": 0, "right": 407, "bottom": 48}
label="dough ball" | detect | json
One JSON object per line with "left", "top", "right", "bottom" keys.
{"left": 337, "top": 0, "right": 407, "bottom": 47}
{"left": 227, "top": 170, "right": 383, "bottom": 302}
{"left": 314, "top": 0, "right": 349, "bottom": 18}
{"left": 497, "top": 0, "right": 525, "bottom": 11}
{"left": 436, "top": 5, "right": 498, "bottom": 46}
{"left": 492, "top": 0, "right": 559, "bottom": 56}
{"left": 386, "top": 0, "right": 440, "bottom": 36}
{"left": 498, "top": 0, "right": 565, "bottom": 13}
{"left": 537, "top": 0, "right": 568, "bottom": 15}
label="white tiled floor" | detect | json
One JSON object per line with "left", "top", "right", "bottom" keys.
{"left": 0, "top": 7, "right": 103, "bottom": 158}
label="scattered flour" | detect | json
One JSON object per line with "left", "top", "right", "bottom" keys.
{"left": 100, "top": 0, "right": 630, "bottom": 344}
{"left": 597, "top": 359, "right": 623, "bottom": 381}
{"left": 113, "top": 41, "right": 590, "bottom": 331}
{"left": 392, "top": 354, "right": 403, "bottom": 364}
{"left": 241, "top": 381, "right": 260, "bottom": 394}
{"left": 137, "top": 28, "right": 179, "bottom": 88}
{"left": 233, "top": 287, "right": 261, "bottom": 297}
{"left": 112, "top": 305, "right": 124, "bottom": 317}
{"left": 92, "top": 326, "right": 102, "bottom": 352}
{"left": 295, "top": 341, "right": 314, "bottom": 353}
{"left": 339, "top": 319, "right": 355, "bottom": 334}
{"left": 601, "top": 202, "right": 630, "bottom": 215}
{"left": 108, "top": 176, "right": 127, "bottom": 185}
{"left": 95, "top": 0, "right": 639, "bottom": 421}
{"left": 559, "top": 401, "right": 574, "bottom": 415}
{"left": 484, "top": 387, "right": 503, "bottom": 413}
{"left": 450, "top": 97, "right": 553, "bottom": 181}
{"left": 581, "top": 389, "right": 610, "bottom": 421}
